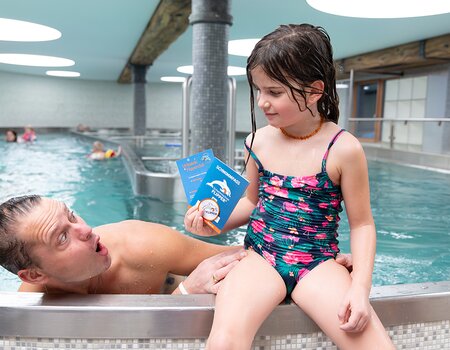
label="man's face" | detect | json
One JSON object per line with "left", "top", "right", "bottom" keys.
{"left": 17, "top": 198, "right": 111, "bottom": 284}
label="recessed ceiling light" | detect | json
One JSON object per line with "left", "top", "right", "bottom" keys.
{"left": 306, "top": 0, "right": 450, "bottom": 18}
{"left": 228, "top": 39, "right": 260, "bottom": 57}
{"left": 177, "top": 65, "right": 246, "bottom": 76}
{"left": 227, "top": 66, "right": 246, "bottom": 76}
{"left": 0, "top": 18, "right": 61, "bottom": 42}
{"left": 177, "top": 65, "right": 194, "bottom": 74}
{"left": 160, "top": 76, "right": 186, "bottom": 82}
{"left": 336, "top": 83, "right": 349, "bottom": 89}
{"left": 0, "top": 54, "right": 74, "bottom": 67}
{"left": 46, "top": 71, "right": 80, "bottom": 77}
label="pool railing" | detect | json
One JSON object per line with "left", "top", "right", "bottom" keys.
{"left": 73, "top": 130, "right": 186, "bottom": 202}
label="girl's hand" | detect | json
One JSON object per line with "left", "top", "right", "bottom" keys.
{"left": 184, "top": 205, "right": 217, "bottom": 236}
{"left": 337, "top": 283, "right": 371, "bottom": 333}
{"left": 335, "top": 253, "right": 353, "bottom": 273}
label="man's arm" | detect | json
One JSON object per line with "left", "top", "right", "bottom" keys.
{"left": 118, "top": 220, "right": 245, "bottom": 293}
{"left": 121, "top": 221, "right": 351, "bottom": 295}
{"left": 172, "top": 247, "right": 246, "bottom": 295}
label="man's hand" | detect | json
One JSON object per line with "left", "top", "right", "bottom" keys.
{"left": 178, "top": 247, "right": 247, "bottom": 294}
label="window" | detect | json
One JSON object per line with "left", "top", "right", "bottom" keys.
{"left": 352, "top": 80, "right": 384, "bottom": 141}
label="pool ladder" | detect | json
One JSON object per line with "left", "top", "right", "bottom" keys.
{"left": 93, "top": 77, "right": 239, "bottom": 202}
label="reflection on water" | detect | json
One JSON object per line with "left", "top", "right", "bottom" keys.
{"left": 0, "top": 134, "right": 449, "bottom": 291}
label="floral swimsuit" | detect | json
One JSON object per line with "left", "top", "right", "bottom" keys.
{"left": 244, "top": 129, "right": 345, "bottom": 296}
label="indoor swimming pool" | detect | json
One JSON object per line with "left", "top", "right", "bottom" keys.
{"left": 0, "top": 132, "right": 449, "bottom": 291}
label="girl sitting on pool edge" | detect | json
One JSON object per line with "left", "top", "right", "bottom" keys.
{"left": 88, "top": 141, "right": 121, "bottom": 160}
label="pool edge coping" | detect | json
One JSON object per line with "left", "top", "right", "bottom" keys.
{"left": 0, "top": 281, "right": 448, "bottom": 338}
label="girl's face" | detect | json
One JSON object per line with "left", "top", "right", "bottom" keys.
{"left": 251, "top": 66, "right": 307, "bottom": 129}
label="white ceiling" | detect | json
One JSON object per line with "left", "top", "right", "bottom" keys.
{"left": 1, "top": 0, "right": 449, "bottom": 83}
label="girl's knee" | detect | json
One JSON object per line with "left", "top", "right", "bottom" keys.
{"left": 207, "top": 329, "right": 253, "bottom": 350}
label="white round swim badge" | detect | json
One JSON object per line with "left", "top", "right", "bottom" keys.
{"left": 198, "top": 198, "right": 220, "bottom": 221}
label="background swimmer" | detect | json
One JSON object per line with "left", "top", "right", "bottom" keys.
{"left": 5, "top": 129, "right": 17, "bottom": 143}
{"left": 21, "top": 125, "right": 37, "bottom": 143}
{"left": 88, "top": 141, "right": 121, "bottom": 160}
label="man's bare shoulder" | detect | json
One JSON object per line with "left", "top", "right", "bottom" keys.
{"left": 94, "top": 220, "right": 186, "bottom": 260}
{"left": 94, "top": 220, "right": 178, "bottom": 241}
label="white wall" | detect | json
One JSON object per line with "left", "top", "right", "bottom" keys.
{"left": 423, "top": 69, "right": 449, "bottom": 153}
{"left": 0, "top": 71, "right": 134, "bottom": 128}
{"left": 0, "top": 71, "right": 261, "bottom": 133}
{"left": 383, "top": 76, "right": 428, "bottom": 145}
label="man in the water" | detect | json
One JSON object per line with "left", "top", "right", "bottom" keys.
{"left": 0, "top": 195, "right": 352, "bottom": 295}
{"left": 0, "top": 195, "right": 246, "bottom": 294}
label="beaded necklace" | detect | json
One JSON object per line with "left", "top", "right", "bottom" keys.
{"left": 280, "top": 117, "right": 324, "bottom": 140}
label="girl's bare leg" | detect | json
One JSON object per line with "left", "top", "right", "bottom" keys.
{"left": 291, "top": 259, "right": 395, "bottom": 350}
{"left": 206, "top": 251, "right": 286, "bottom": 350}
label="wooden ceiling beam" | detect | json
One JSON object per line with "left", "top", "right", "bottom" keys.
{"left": 118, "top": 0, "right": 191, "bottom": 84}
{"left": 426, "top": 34, "right": 450, "bottom": 59}
{"left": 335, "top": 33, "right": 450, "bottom": 80}
{"left": 120, "top": 3, "right": 448, "bottom": 84}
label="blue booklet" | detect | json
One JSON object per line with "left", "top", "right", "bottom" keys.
{"left": 177, "top": 151, "right": 249, "bottom": 234}
{"left": 176, "top": 149, "right": 214, "bottom": 205}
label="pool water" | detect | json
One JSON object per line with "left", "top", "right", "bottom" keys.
{"left": 0, "top": 133, "right": 449, "bottom": 290}
{"left": 362, "top": 161, "right": 450, "bottom": 285}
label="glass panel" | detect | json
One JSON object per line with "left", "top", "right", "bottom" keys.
{"left": 412, "top": 76, "right": 427, "bottom": 99}
{"left": 399, "top": 78, "right": 413, "bottom": 100}
{"left": 385, "top": 79, "right": 398, "bottom": 101}
{"left": 336, "top": 79, "right": 350, "bottom": 129}
{"left": 355, "top": 82, "right": 378, "bottom": 139}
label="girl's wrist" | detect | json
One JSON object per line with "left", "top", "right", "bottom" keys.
{"left": 350, "top": 279, "right": 371, "bottom": 296}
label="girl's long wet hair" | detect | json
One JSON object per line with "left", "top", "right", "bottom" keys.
{"left": 244, "top": 24, "right": 339, "bottom": 170}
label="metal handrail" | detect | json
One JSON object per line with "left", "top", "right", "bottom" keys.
{"left": 141, "top": 156, "right": 180, "bottom": 161}
{"left": 348, "top": 117, "right": 449, "bottom": 149}
{"left": 227, "top": 77, "right": 237, "bottom": 167}
{"left": 112, "top": 135, "right": 181, "bottom": 141}
{"left": 348, "top": 117, "right": 449, "bottom": 122}
{"left": 181, "top": 76, "right": 237, "bottom": 166}
{"left": 181, "top": 76, "right": 192, "bottom": 158}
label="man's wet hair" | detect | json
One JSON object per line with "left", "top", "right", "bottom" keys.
{"left": 0, "top": 195, "right": 42, "bottom": 274}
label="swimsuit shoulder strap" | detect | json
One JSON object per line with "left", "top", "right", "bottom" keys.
{"left": 321, "top": 129, "right": 346, "bottom": 172}
{"left": 244, "top": 141, "right": 264, "bottom": 173}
